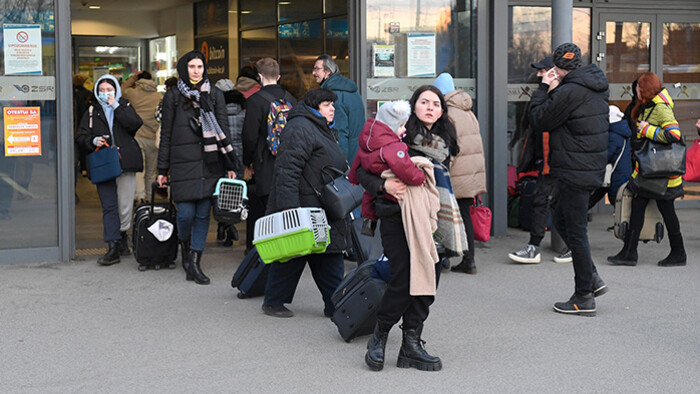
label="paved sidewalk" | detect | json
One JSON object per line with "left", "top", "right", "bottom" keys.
{"left": 2, "top": 212, "right": 699, "bottom": 393}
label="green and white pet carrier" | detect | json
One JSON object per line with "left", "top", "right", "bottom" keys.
{"left": 213, "top": 178, "right": 248, "bottom": 225}
{"left": 253, "top": 207, "right": 331, "bottom": 263}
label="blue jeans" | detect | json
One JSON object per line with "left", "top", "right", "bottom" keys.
{"left": 176, "top": 198, "right": 212, "bottom": 251}
{"left": 263, "top": 252, "right": 345, "bottom": 316}
{"left": 554, "top": 183, "right": 598, "bottom": 294}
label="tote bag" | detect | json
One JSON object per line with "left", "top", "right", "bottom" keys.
{"left": 88, "top": 142, "right": 122, "bottom": 184}
{"left": 470, "top": 195, "right": 492, "bottom": 242}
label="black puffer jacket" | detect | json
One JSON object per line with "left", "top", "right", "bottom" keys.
{"left": 266, "top": 102, "right": 349, "bottom": 253}
{"left": 157, "top": 87, "right": 229, "bottom": 202}
{"left": 529, "top": 64, "right": 609, "bottom": 189}
{"left": 75, "top": 98, "right": 143, "bottom": 174}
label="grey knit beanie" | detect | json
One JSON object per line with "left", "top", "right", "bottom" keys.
{"left": 376, "top": 100, "right": 411, "bottom": 135}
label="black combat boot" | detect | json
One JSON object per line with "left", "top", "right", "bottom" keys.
{"left": 179, "top": 239, "right": 191, "bottom": 274}
{"left": 451, "top": 255, "right": 476, "bottom": 274}
{"left": 119, "top": 231, "right": 131, "bottom": 256}
{"left": 98, "top": 241, "right": 121, "bottom": 266}
{"left": 607, "top": 230, "right": 638, "bottom": 266}
{"left": 658, "top": 233, "right": 687, "bottom": 267}
{"left": 185, "top": 249, "right": 210, "bottom": 285}
{"left": 365, "top": 324, "right": 390, "bottom": 371}
{"left": 396, "top": 326, "right": 442, "bottom": 371}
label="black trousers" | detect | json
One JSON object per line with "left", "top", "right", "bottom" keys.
{"left": 245, "top": 185, "right": 267, "bottom": 252}
{"left": 554, "top": 183, "right": 598, "bottom": 295}
{"left": 456, "top": 197, "right": 475, "bottom": 262}
{"left": 629, "top": 196, "right": 681, "bottom": 236}
{"left": 376, "top": 214, "right": 436, "bottom": 331}
{"left": 529, "top": 174, "right": 559, "bottom": 246}
{"left": 263, "top": 252, "right": 345, "bottom": 316}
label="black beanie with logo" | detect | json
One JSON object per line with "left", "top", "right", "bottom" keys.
{"left": 552, "top": 43, "right": 582, "bottom": 70}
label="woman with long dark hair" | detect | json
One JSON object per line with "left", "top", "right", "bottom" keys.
{"left": 157, "top": 50, "right": 237, "bottom": 284}
{"left": 358, "top": 85, "right": 461, "bottom": 372}
{"left": 608, "top": 72, "right": 686, "bottom": 267}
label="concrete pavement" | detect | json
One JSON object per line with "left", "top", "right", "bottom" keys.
{"left": 2, "top": 211, "right": 699, "bottom": 393}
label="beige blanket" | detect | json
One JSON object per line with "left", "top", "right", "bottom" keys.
{"left": 382, "top": 156, "right": 440, "bottom": 296}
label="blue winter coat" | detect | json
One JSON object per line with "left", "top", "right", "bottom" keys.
{"left": 321, "top": 73, "right": 365, "bottom": 164}
{"left": 608, "top": 119, "right": 633, "bottom": 198}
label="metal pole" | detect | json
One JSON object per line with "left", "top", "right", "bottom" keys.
{"left": 552, "top": 0, "right": 573, "bottom": 49}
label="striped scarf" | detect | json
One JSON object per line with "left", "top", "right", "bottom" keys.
{"left": 411, "top": 133, "right": 468, "bottom": 257}
{"left": 177, "top": 79, "right": 236, "bottom": 170}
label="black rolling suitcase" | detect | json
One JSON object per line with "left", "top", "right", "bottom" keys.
{"left": 132, "top": 183, "right": 178, "bottom": 271}
{"left": 231, "top": 247, "right": 269, "bottom": 298}
{"left": 331, "top": 219, "right": 387, "bottom": 342}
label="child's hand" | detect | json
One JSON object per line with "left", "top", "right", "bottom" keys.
{"left": 638, "top": 120, "right": 649, "bottom": 132}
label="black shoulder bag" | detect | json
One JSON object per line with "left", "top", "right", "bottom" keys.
{"left": 303, "top": 166, "right": 364, "bottom": 221}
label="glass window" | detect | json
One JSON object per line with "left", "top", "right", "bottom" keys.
{"left": 325, "top": 0, "right": 346, "bottom": 14}
{"left": 605, "top": 21, "right": 651, "bottom": 85}
{"left": 0, "top": 1, "right": 58, "bottom": 250}
{"left": 279, "top": 19, "right": 323, "bottom": 98}
{"left": 149, "top": 36, "right": 178, "bottom": 92}
{"left": 240, "top": 28, "right": 277, "bottom": 66}
{"left": 240, "top": 0, "right": 277, "bottom": 29}
{"left": 366, "top": 0, "right": 477, "bottom": 115}
{"left": 325, "top": 17, "right": 349, "bottom": 75}
{"left": 280, "top": 0, "right": 322, "bottom": 22}
{"left": 195, "top": 0, "right": 229, "bottom": 36}
{"left": 77, "top": 46, "right": 140, "bottom": 85}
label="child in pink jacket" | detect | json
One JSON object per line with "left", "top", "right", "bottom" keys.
{"left": 348, "top": 100, "right": 426, "bottom": 225}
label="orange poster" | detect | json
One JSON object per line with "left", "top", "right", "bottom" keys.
{"left": 4, "top": 106, "right": 41, "bottom": 156}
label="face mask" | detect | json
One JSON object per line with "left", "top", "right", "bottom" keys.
{"left": 98, "top": 91, "right": 115, "bottom": 102}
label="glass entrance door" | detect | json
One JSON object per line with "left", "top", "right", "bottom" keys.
{"left": 598, "top": 12, "right": 700, "bottom": 200}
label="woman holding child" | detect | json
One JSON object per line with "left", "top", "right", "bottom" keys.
{"left": 353, "top": 85, "right": 460, "bottom": 372}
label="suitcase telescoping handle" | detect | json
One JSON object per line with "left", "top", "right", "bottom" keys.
{"left": 347, "top": 211, "right": 367, "bottom": 266}
{"left": 151, "top": 182, "right": 174, "bottom": 220}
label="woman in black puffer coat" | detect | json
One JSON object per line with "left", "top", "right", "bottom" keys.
{"left": 76, "top": 74, "right": 143, "bottom": 266}
{"left": 157, "top": 50, "right": 235, "bottom": 285}
{"left": 261, "top": 88, "right": 348, "bottom": 319}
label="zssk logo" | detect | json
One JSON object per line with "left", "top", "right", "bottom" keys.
{"left": 14, "top": 84, "right": 30, "bottom": 93}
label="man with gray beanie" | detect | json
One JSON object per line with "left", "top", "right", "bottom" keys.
{"left": 529, "top": 42, "right": 610, "bottom": 316}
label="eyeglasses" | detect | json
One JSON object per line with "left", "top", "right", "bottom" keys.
{"left": 313, "top": 67, "right": 325, "bottom": 72}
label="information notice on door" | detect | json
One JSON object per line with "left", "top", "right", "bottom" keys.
{"left": 2, "top": 24, "right": 43, "bottom": 75}
{"left": 4, "top": 107, "right": 41, "bottom": 157}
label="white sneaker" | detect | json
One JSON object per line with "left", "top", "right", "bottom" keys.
{"left": 553, "top": 250, "right": 573, "bottom": 263}
{"left": 508, "top": 244, "right": 541, "bottom": 264}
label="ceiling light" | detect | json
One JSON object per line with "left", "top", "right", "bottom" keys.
{"left": 241, "top": 10, "right": 252, "bottom": 14}
{"left": 88, "top": 5, "right": 100, "bottom": 9}
{"left": 279, "top": 1, "right": 292, "bottom": 4}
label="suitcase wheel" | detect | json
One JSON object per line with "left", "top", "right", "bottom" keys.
{"left": 138, "top": 265, "right": 147, "bottom": 272}
{"left": 655, "top": 222, "right": 664, "bottom": 243}
{"left": 154, "top": 264, "right": 161, "bottom": 270}
{"left": 168, "top": 262, "right": 176, "bottom": 269}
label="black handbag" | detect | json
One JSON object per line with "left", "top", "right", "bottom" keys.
{"left": 305, "top": 166, "right": 364, "bottom": 221}
{"left": 633, "top": 104, "right": 686, "bottom": 178}
{"left": 634, "top": 138, "right": 686, "bottom": 178}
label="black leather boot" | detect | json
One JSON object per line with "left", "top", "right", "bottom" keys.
{"left": 98, "top": 241, "right": 121, "bottom": 266}
{"left": 365, "top": 324, "right": 390, "bottom": 371}
{"left": 185, "top": 249, "right": 210, "bottom": 285}
{"left": 607, "top": 230, "right": 638, "bottom": 266}
{"left": 397, "top": 326, "right": 442, "bottom": 371}
{"left": 658, "top": 233, "right": 687, "bottom": 267}
{"left": 119, "top": 231, "right": 131, "bottom": 256}
{"left": 451, "top": 255, "right": 476, "bottom": 274}
{"left": 179, "top": 239, "right": 191, "bottom": 274}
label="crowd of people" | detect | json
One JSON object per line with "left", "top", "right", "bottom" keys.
{"left": 72, "top": 42, "right": 695, "bottom": 373}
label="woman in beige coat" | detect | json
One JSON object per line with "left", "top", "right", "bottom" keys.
{"left": 433, "top": 73, "right": 487, "bottom": 274}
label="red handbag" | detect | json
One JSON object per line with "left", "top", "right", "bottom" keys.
{"left": 470, "top": 195, "right": 492, "bottom": 242}
{"left": 683, "top": 139, "right": 700, "bottom": 182}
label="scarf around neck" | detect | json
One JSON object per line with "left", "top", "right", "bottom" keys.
{"left": 177, "top": 78, "right": 237, "bottom": 171}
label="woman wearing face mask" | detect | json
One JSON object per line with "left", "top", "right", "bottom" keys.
{"left": 357, "top": 85, "right": 460, "bottom": 372}
{"left": 76, "top": 74, "right": 144, "bottom": 265}
{"left": 156, "top": 50, "right": 236, "bottom": 285}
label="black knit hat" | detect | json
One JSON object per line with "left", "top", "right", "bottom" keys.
{"left": 552, "top": 43, "right": 582, "bottom": 70}
{"left": 176, "top": 50, "right": 208, "bottom": 88}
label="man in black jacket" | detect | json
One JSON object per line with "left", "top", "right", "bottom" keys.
{"left": 529, "top": 43, "right": 609, "bottom": 316}
{"left": 241, "top": 58, "right": 297, "bottom": 252}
